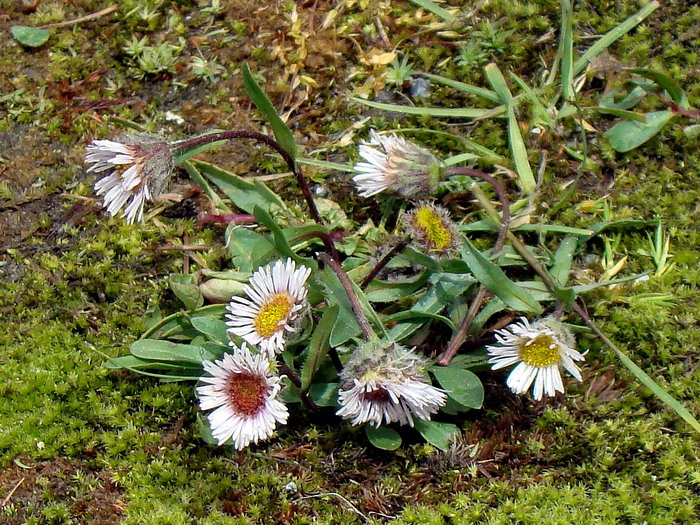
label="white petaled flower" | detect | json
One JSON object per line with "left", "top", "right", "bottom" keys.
{"left": 337, "top": 341, "right": 447, "bottom": 427}
{"left": 487, "top": 317, "right": 585, "bottom": 400}
{"left": 197, "top": 344, "right": 288, "bottom": 449}
{"left": 226, "top": 258, "right": 311, "bottom": 357}
{"left": 353, "top": 130, "right": 443, "bottom": 199}
{"left": 86, "top": 134, "right": 173, "bottom": 224}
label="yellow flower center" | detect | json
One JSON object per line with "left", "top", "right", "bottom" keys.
{"left": 254, "top": 294, "right": 293, "bottom": 338}
{"left": 414, "top": 206, "right": 451, "bottom": 249}
{"left": 519, "top": 335, "right": 561, "bottom": 367}
{"left": 226, "top": 372, "right": 268, "bottom": 416}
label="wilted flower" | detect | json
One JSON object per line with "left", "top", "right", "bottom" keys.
{"left": 86, "top": 134, "right": 173, "bottom": 224}
{"left": 226, "top": 258, "right": 311, "bottom": 357}
{"left": 403, "top": 202, "right": 460, "bottom": 259}
{"left": 337, "top": 340, "right": 447, "bottom": 427}
{"left": 487, "top": 317, "right": 585, "bottom": 400}
{"left": 353, "top": 130, "right": 443, "bottom": 199}
{"left": 197, "top": 344, "right": 288, "bottom": 449}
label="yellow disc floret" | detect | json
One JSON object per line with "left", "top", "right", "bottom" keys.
{"left": 254, "top": 294, "right": 293, "bottom": 338}
{"left": 519, "top": 335, "right": 561, "bottom": 367}
{"left": 415, "top": 205, "right": 451, "bottom": 249}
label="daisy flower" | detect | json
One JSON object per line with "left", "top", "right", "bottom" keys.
{"left": 403, "top": 202, "right": 460, "bottom": 259}
{"left": 487, "top": 317, "right": 585, "bottom": 400}
{"left": 226, "top": 258, "right": 311, "bottom": 357}
{"left": 337, "top": 340, "right": 447, "bottom": 427}
{"left": 352, "top": 130, "right": 443, "bottom": 199}
{"left": 86, "top": 134, "right": 173, "bottom": 224}
{"left": 197, "top": 344, "right": 288, "bottom": 449}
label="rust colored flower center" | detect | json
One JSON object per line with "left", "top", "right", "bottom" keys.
{"left": 254, "top": 294, "right": 293, "bottom": 338}
{"left": 363, "top": 387, "right": 391, "bottom": 403}
{"left": 519, "top": 335, "right": 561, "bottom": 367}
{"left": 226, "top": 372, "right": 269, "bottom": 416}
{"left": 414, "top": 206, "right": 451, "bottom": 249}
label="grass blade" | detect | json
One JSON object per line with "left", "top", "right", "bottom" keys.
{"left": 297, "top": 157, "right": 357, "bottom": 173}
{"left": 559, "top": 0, "right": 574, "bottom": 100}
{"left": 351, "top": 97, "right": 503, "bottom": 118}
{"left": 485, "top": 64, "right": 536, "bottom": 193}
{"left": 406, "top": 0, "right": 456, "bottom": 22}
{"left": 573, "top": 1, "right": 660, "bottom": 75}
{"left": 242, "top": 63, "right": 297, "bottom": 159}
{"left": 414, "top": 71, "right": 501, "bottom": 103}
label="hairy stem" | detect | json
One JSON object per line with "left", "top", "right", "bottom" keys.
{"left": 446, "top": 166, "right": 511, "bottom": 251}
{"left": 174, "top": 130, "right": 339, "bottom": 261}
{"left": 360, "top": 241, "right": 408, "bottom": 290}
{"left": 438, "top": 167, "right": 511, "bottom": 364}
{"left": 318, "top": 252, "right": 376, "bottom": 340}
{"left": 278, "top": 360, "right": 319, "bottom": 412}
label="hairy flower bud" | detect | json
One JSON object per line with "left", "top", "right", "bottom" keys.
{"left": 86, "top": 133, "right": 174, "bottom": 224}
{"left": 353, "top": 131, "right": 443, "bottom": 199}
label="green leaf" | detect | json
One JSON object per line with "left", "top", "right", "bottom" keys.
{"left": 192, "top": 159, "right": 285, "bottom": 215}
{"left": 414, "top": 71, "right": 500, "bottom": 103}
{"left": 559, "top": 0, "right": 575, "bottom": 101}
{"left": 130, "top": 339, "right": 218, "bottom": 364}
{"left": 181, "top": 160, "right": 231, "bottom": 212}
{"left": 604, "top": 110, "right": 675, "bottom": 152}
{"left": 484, "top": 63, "right": 513, "bottom": 103}
{"left": 364, "top": 271, "right": 430, "bottom": 303}
{"left": 10, "top": 26, "right": 51, "bottom": 47}
{"left": 507, "top": 104, "right": 536, "bottom": 193}
{"left": 406, "top": 0, "right": 456, "bottom": 21}
{"left": 509, "top": 72, "right": 554, "bottom": 126}
{"left": 683, "top": 124, "right": 700, "bottom": 139}
{"left": 242, "top": 63, "right": 296, "bottom": 159}
{"left": 350, "top": 97, "right": 503, "bottom": 119}
{"left": 443, "top": 152, "right": 481, "bottom": 166}
{"left": 318, "top": 267, "right": 362, "bottom": 347}
{"left": 400, "top": 246, "right": 442, "bottom": 273}
{"left": 389, "top": 273, "right": 476, "bottom": 342}
{"left": 309, "top": 382, "right": 340, "bottom": 407}
{"left": 573, "top": 1, "right": 660, "bottom": 76}
{"left": 365, "top": 425, "right": 402, "bottom": 450}
{"left": 106, "top": 355, "right": 188, "bottom": 371}
{"left": 550, "top": 236, "right": 578, "bottom": 286}
{"left": 629, "top": 68, "right": 689, "bottom": 108}
{"left": 591, "top": 107, "right": 648, "bottom": 122}
{"left": 252, "top": 206, "right": 318, "bottom": 269}
{"left": 414, "top": 420, "right": 459, "bottom": 451}
{"left": 484, "top": 64, "right": 535, "bottom": 193}
{"left": 195, "top": 413, "right": 219, "bottom": 445}
{"left": 610, "top": 345, "right": 700, "bottom": 434}
{"left": 141, "top": 304, "right": 228, "bottom": 341}
{"left": 461, "top": 239, "right": 543, "bottom": 314}
{"left": 383, "top": 310, "right": 455, "bottom": 330}
{"left": 191, "top": 317, "right": 230, "bottom": 345}
{"left": 431, "top": 365, "right": 484, "bottom": 409}
{"left": 169, "top": 274, "right": 204, "bottom": 310}
{"left": 297, "top": 157, "right": 357, "bottom": 173}
{"left": 598, "top": 85, "right": 648, "bottom": 110}
{"left": 301, "top": 306, "right": 339, "bottom": 392}
{"left": 225, "top": 225, "right": 275, "bottom": 273}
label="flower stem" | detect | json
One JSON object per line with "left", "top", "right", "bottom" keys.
{"left": 174, "top": 130, "right": 339, "bottom": 261}
{"left": 278, "top": 360, "right": 320, "bottom": 412}
{"left": 446, "top": 167, "right": 511, "bottom": 251}
{"left": 318, "top": 252, "right": 376, "bottom": 340}
{"left": 360, "top": 241, "right": 407, "bottom": 290}
{"left": 439, "top": 168, "right": 511, "bottom": 365}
